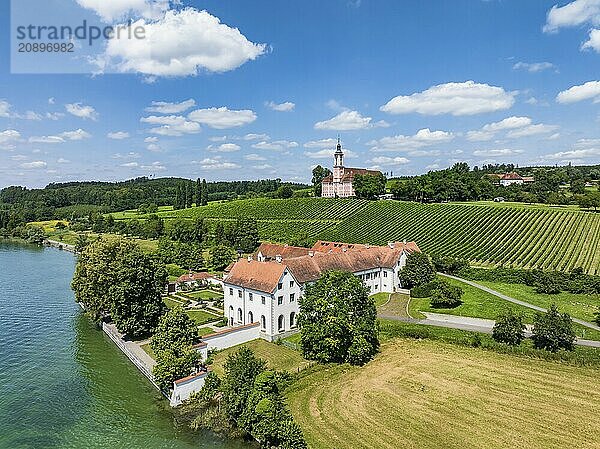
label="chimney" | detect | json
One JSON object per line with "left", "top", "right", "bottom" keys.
{"left": 403, "top": 239, "right": 407, "bottom": 245}
{"left": 309, "top": 251, "right": 314, "bottom": 257}
{"left": 276, "top": 254, "right": 282, "bottom": 264}
{"left": 342, "top": 247, "right": 347, "bottom": 252}
{"left": 247, "top": 255, "right": 253, "bottom": 262}
{"left": 388, "top": 242, "right": 395, "bottom": 249}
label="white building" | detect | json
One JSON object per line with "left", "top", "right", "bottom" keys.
{"left": 321, "top": 140, "right": 383, "bottom": 198}
{"left": 223, "top": 240, "right": 420, "bottom": 340}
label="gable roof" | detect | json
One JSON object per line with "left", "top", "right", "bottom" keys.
{"left": 177, "top": 272, "right": 213, "bottom": 283}
{"left": 256, "top": 242, "right": 312, "bottom": 260}
{"left": 501, "top": 172, "right": 523, "bottom": 181}
{"left": 312, "top": 240, "right": 371, "bottom": 254}
{"left": 225, "top": 259, "right": 286, "bottom": 293}
{"left": 341, "top": 168, "right": 382, "bottom": 182}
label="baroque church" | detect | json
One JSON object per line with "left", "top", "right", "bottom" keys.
{"left": 321, "top": 139, "right": 382, "bottom": 198}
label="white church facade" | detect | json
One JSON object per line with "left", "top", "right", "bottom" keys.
{"left": 321, "top": 140, "right": 383, "bottom": 198}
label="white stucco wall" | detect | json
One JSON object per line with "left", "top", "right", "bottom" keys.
{"left": 170, "top": 372, "right": 209, "bottom": 407}
{"left": 202, "top": 323, "right": 261, "bottom": 351}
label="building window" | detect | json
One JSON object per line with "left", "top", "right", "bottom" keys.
{"left": 248, "top": 311, "right": 254, "bottom": 323}
{"left": 229, "top": 306, "right": 234, "bottom": 326}
{"left": 278, "top": 282, "right": 283, "bottom": 290}
{"left": 290, "top": 293, "right": 295, "bottom": 302}
{"left": 261, "top": 296, "right": 266, "bottom": 305}
{"left": 290, "top": 280, "right": 294, "bottom": 288}
{"left": 278, "top": 315, "right": 285, "bottom": 332}
{"left": 238, "top": 290, "right": 242, "bottom": 298}
{"left": 278, "top": 296, "right": 284, "bottom": 306}
{"left": 237, "top": 308, "right": 243, "bottom": 323}
{"left": 261, "top": 315, "right": 266, "bottom": 330}
{"left": 290, "top": 312, "right": 296, "bottom": 328}
{"left": 383, "top": 271, "right": 387, "bottom": 278}
{"left": 249, "top": 293, "right": 253, "bottom": 301}
{"left": 229, "top": 288, "right": 233, "bottom": 296}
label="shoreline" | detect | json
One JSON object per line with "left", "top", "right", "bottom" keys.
{"left": 45, "top": 239, "right": 76, "bottom": 253}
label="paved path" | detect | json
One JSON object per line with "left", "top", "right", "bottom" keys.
{"left": 378, "top": 313, "right": 600, "bottom": 348}
{"left": 439, "top": 273, "right": 600, "bottom": 333}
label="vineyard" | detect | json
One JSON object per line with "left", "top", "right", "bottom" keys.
{"left": 128, "top": 198, "right": 600, "bottom": 274}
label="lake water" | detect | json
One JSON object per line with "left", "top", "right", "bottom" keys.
{"left": 0, "top": 241, "right": 248, "bottom": 449}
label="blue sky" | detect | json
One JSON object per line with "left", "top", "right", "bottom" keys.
{"left": 1, "top": 0, "right": 600, "bottom": 188}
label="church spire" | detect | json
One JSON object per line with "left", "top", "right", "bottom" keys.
{"left": 334, "top": 136, "right": 344, "bottom": 167}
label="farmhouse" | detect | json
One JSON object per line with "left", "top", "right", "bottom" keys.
{"left": 223, "top": 240, "right": 420, "bottom": 339}
{"left": 499, "top": 172, "right": 535, "bottom": 187}
{"left": 321, "top": 139, "right": 382, "bottom": 198}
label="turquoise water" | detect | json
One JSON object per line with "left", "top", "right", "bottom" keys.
{"left": 0, "top": 242, "right": 249, "bottom": 449}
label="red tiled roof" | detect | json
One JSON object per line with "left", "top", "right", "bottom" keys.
{"left": 341, "top": 168, "right": 382, "bottom": 182}
{"left": 256, "top": 242, "right": 311, "bottom": 260}
{"left": 174, "top": 369, "right": 209, "bottom": 385}
{"left": 312, "top": 240, "right": 371, "bottom": 254}
{"left": 226, "top": 260, "right": 286, "bottom": 293}
{"left": 501, "top": 172, "right": 523, "bottom": 181}
{"left": 177, "top": 272, "right": 213, "bottom": 283}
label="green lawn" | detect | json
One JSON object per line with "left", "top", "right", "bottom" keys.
{"left": 408, "top": 278, "right": 600, "bottom": 340}
{"left": 370, "top": 292, "right": 390, "bottom": 307}
{"left": 163, "top": 297, "right": 184, "bottom": 309}
{"left": 184, "top": 290, "right": 224, "bottom": 301}
{"left": 476, "top": 281, "right": 600, "bottom": 324}
{"left": 210, "top": 339, "right": 310, "bottom": 376}
{"left": 197, "top": 327, "right": 216, "bottom": 337}
{"left": 140, "top": 343, "right": 155, "bottom": 360}
{"left": 409, "top": 278, "right": 538, "bottom": 321}
{"left": 186, "top": 309, "right": 221, "bottom": 325}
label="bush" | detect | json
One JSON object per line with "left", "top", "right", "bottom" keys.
{"left": 534, "top": 273, "right": 561, "bottom": 294}
{"left": 410, "top": 279, "right": 441, "bottom": 298}
{"left": 429, "top": 280, "right": 463, "bottom": 308}
{"left": 432, "top": 255, "right": 470, "bottom": 274}
{"left": 531, "top": 304, "right": 576, "bottom": 352}
{"left": 492, "top": 309, "right": 526, "bottom": 346}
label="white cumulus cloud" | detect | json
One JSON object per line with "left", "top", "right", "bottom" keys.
{"left": 369, "top": 156, "right": 410, "bottom": 166}
{"left": 65, "top": 103, "right": 99, "bottom": 120}
{"left": 60, "top": 129, "right": 92, "bottom": 140}
{"left": 76, "top": 0, "right": 171, "bottom": 22}
{"left": 473, "top": 149, "right": 524, "bottom": 157}
{"left": 369, "top": 128, "right": 455, "bottom": 152}
{"left": 188, "top": 107, "right": 256, "bottom": 129}
{"left": 251, "top": 140, "right": 298, "bottom": 151}
{"left": 380, "top": 81, "right": 515, "bottom": 116}
{"left": 512, "top": 62, "right": 557, "bottom": 73}
{"left": 141, "top": 115, "right": 201, "bottom": 136}
{"left": 207, "top": 143, "right": 241, "bottom": 153}
{"left": 145, "top": 99, "right": 196, "bottom": 114}
{"left": 543, "top": 0, "right": 600, "bottom": 33}
{"left": 265, "top": 101, "right": 295, "bottom": 112}
{"left": 100, "top": 9, "right": 266, "bottom": 77}
{"left": 556, "top": 81, "right": 600, "bottom": 103}
{"left": 107, "top": 131, "right": 130, "bottom": 139}
{"left": 314, "top": 110, "right": 384, "bottom": 131}
{"left": 20, "top": 160, "right": 47, "bottom": 169}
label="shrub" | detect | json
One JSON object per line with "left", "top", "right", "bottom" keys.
{"left": 432, "top": 255, "right": 470, "bottom": 274}
{"left": 429, "top": 280, "right": 463, "bottom": 308}
{"left": 531, "top": 304, "right": 576, "bottom": 352}
{"left": 492, "top": 309, "right": 526, "bottom": 346}
{"left": 410, "top": 279, "right": 441, "bottom": 298}
{"left": 534, "top": 273, "right": 561, "bottom": 294}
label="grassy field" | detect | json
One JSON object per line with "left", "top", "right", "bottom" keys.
{"left": 409, "top": 278, "right": 538, "bottom": 321}
{"left": 477, "top": 281, "right": 600, "bottom": 324}
{"left": 210, "top": 339, "right": 310, "bottom": 376}
{"left": 186, "top": 309, "right": 222, "bottom": 325}
{"left": 287, "top": 338, "right": 600, "bottom": 449}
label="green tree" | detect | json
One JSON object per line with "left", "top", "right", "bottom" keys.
{"left": 233, "top": 218, "right": 259, "bottom": 253}
{"left": 492, "top": 309, "right": 526, "bottom": 346}
{"left": 211, "top": 245, "right": 235, "bottom": 270}
{"left": 222, "top": 347, "right": 267, "bottom": 422}
{"left": 429, "top": 279, "right": 463, "bottom": 308}
{"left": 399, "top": 252, "right": 436, "bottom": 288}
{"left": 353, "top": 173, "right": 387, "bottom": 200}
{"left": 201, "top": 179, "right": 209, "bottom": 206}
{"left": 75, "top": 233, "right": 90, "bottom": 252}
{"left": 298, "top": 271, "right": 379, "bottom": 365}
{"left": 534, "top": 272, "right": 561, "bottom": 294}
{"left": 195, "top": 178, "right": 202, "bottom": 206}
{"left": 275, "top": 185, "right": 294, "bottom": 199}
{"left": 531, "top": 304, "right": 576, "bottom": 352}
{"left": 151, "top": 307, "right": 199, "bottom": 391}
{"left": 311, "top": 165, "right": 331, "bottom": 197}
{"left": 71, "top": 237, "right": 167, "bottom": 338}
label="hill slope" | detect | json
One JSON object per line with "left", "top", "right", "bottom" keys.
{"left": 151, "top": 198, "right": 600, "bottom": 274}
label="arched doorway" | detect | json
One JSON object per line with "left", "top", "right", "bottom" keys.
{"left": 238, "top": 308, "right": 243, "bottom": 324}
{"left": 248, "top": 311, "right": 254, "bottom": 323}
{"left": 278, "top": 315, "right": 285, "bottom": 332}
{"left": 261, "top": 315, "right": 266, "bottom": 331}
{"left": 229, "top": 306, "right": 234, "bottom": 326}
{"left": 290, "top": 311, "right": 296, "bottom": 328}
